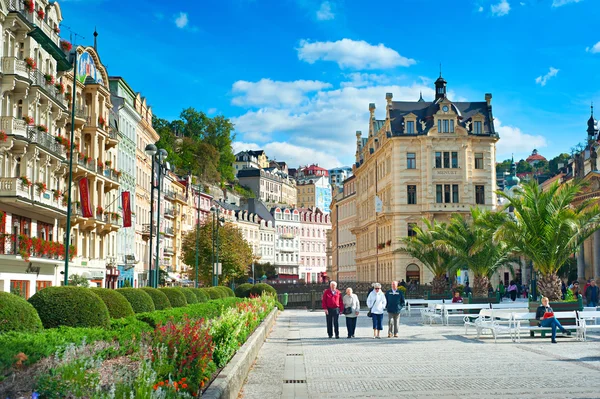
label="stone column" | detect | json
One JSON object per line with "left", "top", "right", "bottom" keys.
{"left": 577, "top": 244, "right": 586, "bottom": 280}
{"left": 594, "top": 230, "right": 600, "bottom": 280}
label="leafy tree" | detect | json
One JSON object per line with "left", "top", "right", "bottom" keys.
{"left": 68, "top": 274, "right": 89, "bottom": 287}
{"left": 496, "top": 159, "right": 512, "bottom": 173}
{"left": 253, "top": 262, "right": 277, "bottom": 280}
{"left": 495, "top": 180, "right": 600, "bottom": 301}
{"left": 516, "top": 160, "right": 533, "bottom": 173}
{"left": 396, "top": 219, "right": 459, "bottom": 294}
{"left": 181, "top": 220, "right": 253, "bottom": 285}
{"left": 433, "top": 208, "right": 515, "bottom": 297}
{"left": 549, "top": 153, "right": 571, "bottom": 175}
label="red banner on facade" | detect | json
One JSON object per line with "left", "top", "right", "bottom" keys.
{"left": 79, "top": 178, "right": 93, "bottom": 218}
{"left": 122, "top": 191, "right": 132, "bottom": 227}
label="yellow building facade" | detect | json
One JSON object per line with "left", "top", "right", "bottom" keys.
{"left": 352, "top": 76, "right": 498, "bottom": 284}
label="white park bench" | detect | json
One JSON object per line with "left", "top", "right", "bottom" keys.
{"left": 464, "top": 308, "right": 528, "bottom": 342}
{"left": 576, "top": 310, "right": 600, "bottom": 341}
{"left": 511, "top": 311, "right": 582, "bottom": 342}
{"left": 406, "top": 299, "right": 445, "bottom": 317}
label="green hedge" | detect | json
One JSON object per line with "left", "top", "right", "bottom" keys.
{"left": 136, "top": 297, "right": 242, "bottom": 328}
{"left": 203, "top": 287, "right": 224, "bottom": 299}
{"left": 235, "top": 283, "right": 254, "bottom": 298}
{"left": 140, "top": 287, "right": 172, "bottom": 310}
{"left": 190, "top": 288, "right": 209, "bottom": 303}
{"left": 0, "top": 292, "right": 43, "bottom": 334}
{"left": 28, "top": 286, "right": 110, "bottom": 329}
{"left": 116, "top": 288, "right": 155, "bottom": 313}
{"left": 158, "top": 288, "right": 187, "bottom": 307}
{"left": 89, "top": 288, "right": 134, "bottom": 319}
{"left": 177, "top": 287, "right": 198, "bottom": 305}
{"left": 217, "top": 286, "right": 235, "bottom": 297}
{"left": 250, "top": 283, "right": 277, "bottom": 297}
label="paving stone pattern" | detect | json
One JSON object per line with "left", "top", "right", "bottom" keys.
{"left": 239, "top": 310, "right": 600, "bottom": 399}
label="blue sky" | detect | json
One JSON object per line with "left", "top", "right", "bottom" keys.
{"left": 59, "top": 0, "right": 600, "bottom": 169}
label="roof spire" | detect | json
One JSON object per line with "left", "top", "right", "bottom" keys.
{"left": 439, "top": 63, "right": 442, "bottom": 78}
{"left": 418, "top": 91, "right": 425, "bottom": 102}
{"left": 592, "top": 101, "right": 594, "bottom": 117}
{"left": 93, "top": 27, "right": 98, "bottom": 52}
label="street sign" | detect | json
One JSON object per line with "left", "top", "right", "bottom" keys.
{"left": 214, "top": 263, "right": 222, "bottom": 275}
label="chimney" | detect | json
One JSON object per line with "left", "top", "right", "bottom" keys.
{"left": 385, "top": 93, "right": 393, "bottom": 107}
{"left": 485, "top": 93, "right": 492, "bottom": 106}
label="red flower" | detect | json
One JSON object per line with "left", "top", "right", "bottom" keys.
{"left": 36, "top": 9, "right": 44, "bottom": 19}
{"left": 60, "top": 40, "right": 72, "bottom": 52}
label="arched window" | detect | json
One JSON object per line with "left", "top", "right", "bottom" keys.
{"left": 406, "top": 264, "right": 420, "bottom": 284}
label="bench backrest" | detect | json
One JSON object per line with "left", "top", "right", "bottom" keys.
{"left": 577, "top": 311, "right": 600, "bottom": 319}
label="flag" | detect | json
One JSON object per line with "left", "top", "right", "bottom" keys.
{"left": 122, "top": 191, "right": 132, "bottom": 227}
{"left": 79, "top": 177, "right": 93, "bottom": 217}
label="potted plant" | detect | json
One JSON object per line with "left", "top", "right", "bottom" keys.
{"left": 386, "top": 240, "right": 392, "bottom": 247}
{"left": 36, "top": 124, "right": 48, "bottom": 133}
{"left": 105, "top": 160, "right": 112, "bottom": 167}
{"left": 78, "top": 152, "right": 84, "bottom": 161}
{"left": 44, "top": 74, "right": 54, "bottom": 85}
{"left": 22, "top": 116, "right": 34, "bottom": 125}
{"left": 52, "top": 189, "right": 62, "bottom": 200}
{"left": 19, "top": 176, "right": 32, "bottom": 187}
{"left": 97, "top": 159, "right": 104, "bottom": 169}
{"left": 96, "top": 206, "right": 104, "bottom": 215}
{"left": 0, "top": 130, "right": 7, "bottom": 142}
{"left": 36, "top": 9, "right": 44, "bottom": 19}
{"left": 24, "top": 57, "right": 36, "bottom": 70}
{"left": 98, "top": 115, "right": 105, "bottom": 128}
{"left": 54, "top": 82, "right": 65, "bottom": 94}
{"left": 59, "top": 40, "right": 72, "bottom": 52}
{"left": 53, "top": 25, "right": 60, "bottom": 34}
{"left": 62, "top": 196, "right": 68, "bottom": 207}
{"left": 65, "top": 92, "right": 72, "bottom": 102}
{"left": 113, "top": 169, "right": 121, "bottom": 178}
{"left": 34, "top": 182, "right": 47, "bottom": 193}
{"left": 23, "top": 0, "right": 34, "bottom": 13}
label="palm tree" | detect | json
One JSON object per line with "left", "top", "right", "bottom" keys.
{"left": 433, "top": 208, "right": 516, "bottom": 297}
{"left": 396, "top": 219, "right": 459, "bottom": 294}
{"left": 495, "top": 179, "right": 600, "bottom": 301}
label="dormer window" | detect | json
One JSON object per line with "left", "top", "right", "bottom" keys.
{"left": 406, "top": 121, "right": 415, "bottom": 134}
{"left": 474, "top": 121, "right": 482, "bottom": 134}
{"left": 438, "top": 119, "right": 455, "bottom": 133}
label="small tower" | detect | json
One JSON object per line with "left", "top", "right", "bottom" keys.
{"left": 587, "top": 103, "right": 598, "bottom": 142}
{"left": 93, "top": 27, "right": 98, "bottom": 52}
{"left": 418, "top": 91, "right": 425, "bottom": 103}
{"left": 435, "top": 68, "right": 447, "bottom": 101}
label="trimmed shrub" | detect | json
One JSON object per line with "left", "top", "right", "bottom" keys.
{"left": 136, "top": 298, "right": 243, "bottom": 328}
{"left": 177, "top": 287, "right": 198, "bottom": 305}
{"left": 28, "top": 286, "right": 110, "bottom": 329}
{"left": 116, "top": 288, "right": 155, "bottom": 313}
{"left": 140, "top": 287, "right": 172, "bottom": 310}
{"left": 190, "top": 288, "right": 209, "bottom": 303}
{"left": 159, "top": 288, "right": 187, "bottom": 307}
{"left": 203, "top": 287, "right": 223, "bottom": 300}
{"left": 219, "top": 286, "right": 235, "bottom": 297}
{"left": 235, "top": 283, "right": 253, "bottom": 298}
{"left": 89, "top": 288, "right": 134, "bottom": 319}
{"left": 250, "top": 283, "right": 277, "bottom": 297}
{"left": 0, "top": 292, "right": 43, "bottom": 334}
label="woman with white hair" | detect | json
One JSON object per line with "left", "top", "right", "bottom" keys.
{"left": 343, "top": 287, "right": 360, "bottom": 338}
{"left": 366, "top": 282, "right": 387, "bottom": 339}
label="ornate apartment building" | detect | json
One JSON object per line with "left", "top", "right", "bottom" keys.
{"left": 237, "top": 167, "right": 296, "bottom": 206}
{"left": 296, "top": 175, "right": 332, "bottom": 214}
{"left": 331, "top": 175, "right": 357, "bottom": 282}
{"left": 272, "top": 206, "right": 300, "bottom": 281}
{"left": 352, "top": 75, "right": 498, "bottom": 284}
{"left": 298, "top": 208, "right": 330, "bottom": 283}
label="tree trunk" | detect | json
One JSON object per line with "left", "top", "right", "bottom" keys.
{"left": 537, "top": 272, "right": 562, "bottom": 301}
{"left": 431, "top": 275, "right": 447, "bottom": 294}
{"left": 473, "top": 274, "right": 489, "bottom": 297}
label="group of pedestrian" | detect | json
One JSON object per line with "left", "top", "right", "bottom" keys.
{"left": 321, "top": 281, "right": 405, "bottom": 339}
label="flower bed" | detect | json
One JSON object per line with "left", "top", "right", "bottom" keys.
{"left": 0, "top": 294, "right": 278, "bottom": 398}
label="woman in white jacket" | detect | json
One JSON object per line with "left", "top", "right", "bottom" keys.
{"left": 366, "top": 282, "right": 387, "bottom": 339}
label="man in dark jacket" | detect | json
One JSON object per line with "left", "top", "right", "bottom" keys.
{"left": 585, "top": 280, "right": 599, "bottom": 307}
{"left": 322, "top": 281, "right": 344, "bottom": 339}
{"left": 385, "top": 281, "right": 405, "bottom": 338}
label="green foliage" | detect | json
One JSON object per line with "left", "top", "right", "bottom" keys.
{"left": 121, "top": 279, "right": 132, "bottom": 288}
{"left": 0, "top": 291, "right": 43, "bottom": 334}
{"left": 67, "top": 273, "right": 89, "bottom": 287}
{"left": 496, "top": 159, "right": 512, "bottom": 173}
{"left": 253, "top": 262, "right": 277, "bottom": 280}
{"left": 135, "top": 297, "right": 242, "bottom": 328}
{"left": 28, "top": 286, "right": 110, "bottom": 329}
{"left": 158, "top": 288, "right": 188, "bottom": 307}
{"left": 89, "top": 288, "right": 134, "bottom": 319}
{"left": 140, "top": 287, "right": 172, "bottom": 310}
{"left": 516, "top": 160, "right": 533, "bottom": 173}
{"left": 235, "top": 283, "right": 254, "bottom": 298}
{"left": 250, "top": 283, "right": 277, "bottom": 297}
{"left": 275, "top": 301, "right": 284, "bottom": 311}
{"left": 190, "top": 287, "right": 209, "bottom": 303}
{"left": 233, "top": 183, "right": 255, "bottom": 198}
{"left": 565, "top": 288, "right": 575, "bottom": 302}
{"left": 177, "top": 287, "right": 199, "bottom": 304}
{"left": 116, "top": 288, "right": 155, "bottom": 313}
{"left": 182, "top": 221, "right": 254, "bottom": 286}
{"left": 216, "top": 286, "right": 235, "bottom": 298}
{"left": 203, "top": 287, "right": 224, "bottom": 299}
{"left": 549, "top": 153, "right": 571, "bottom": 175}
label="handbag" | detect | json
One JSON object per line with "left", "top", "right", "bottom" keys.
{"left": 343, "top": 307, "right": 353, "bottom": 315}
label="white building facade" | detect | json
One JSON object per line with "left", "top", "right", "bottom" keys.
{"left": 272, "top": 206, "right": 300, "bottom": 282}
{"left": 299, "top": 209, "right": 331, "bottom": 283}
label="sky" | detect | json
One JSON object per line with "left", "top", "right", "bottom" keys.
{"left": 58, "top": 0, "right": 600, "bottom": 169}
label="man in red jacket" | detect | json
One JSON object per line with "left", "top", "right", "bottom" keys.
{"left": 322, "top": 280, "right": 344, "bottom": 339}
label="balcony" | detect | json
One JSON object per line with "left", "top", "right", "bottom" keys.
{"left": 76, "top": 156, "right": 96, "bottom": 173}
{"left": 0, "top": 234, "right": 74, "bottom": 262}
{"left": 164, "top": 226, "right": 174, "bottom": 236}
{"left": 1, "top": 57, "right": 30, "bottom": 80}
{"left": 0, "top": 117, "right": 28, "bottom": 137}
{"left": 141, "top": 224, "right": 158, "bottom": 241}
{"left": 163, "top": 245, "right": 175, "bottom": 255}
{"left": 106, "top": 128, "right": 118, "bottom": 149}
{"left": 0, "top": 178, "right": 67, "bottom": 216}
{"left": 32, "top": 129, "right": 66, "bottom": 158}
{"left": 164, "top": 207, "right": 175, "bottom": 218}
{"left": 30, "top": 70, "right": 66, "bottom": 107}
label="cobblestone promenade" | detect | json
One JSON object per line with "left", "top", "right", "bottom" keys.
{"left": 240, "top": 309, "right": 600, "bottom": 399}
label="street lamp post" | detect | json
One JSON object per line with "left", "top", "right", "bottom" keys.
{"left": 145, "top": 144, "right": 157, "bottom": 287}
{"left": 210, "top": 205, "right": 223, "bottom": 287}
{"left": 194, "top": 186, "right": 201, "bottom": 288}
{"left": 154, "top": 149, "right": 169, "bottom": 288}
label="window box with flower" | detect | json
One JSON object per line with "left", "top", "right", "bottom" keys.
{"left": 34, "top": 182, "right": 47, "bottom": 193}
{"left": 98, "top": 116, "right": 106, "bottom": 128}
{"left": 65, "top": 92, "right": 72, "bottom": 102}
{"left": 97, "top": 159, "right": 104, "bottom": 170}
{"left": 36, "top": 124, "right": 48, "bottom": 133}
{"left": 105, "top": 160, "right": 112, "bottom": 167}
{"left": 19, "top": 176, "right": 32, "bottom": 187}
{"left": 23, "top": 0, "right": 34, "bottom": 13}
{"left": 36, "top": 9, "right": 44, "bottom": 19}
{"left": 22, "top": 116, "right": 34, "bottom": 125}
{"left": 377, "top": 243, "right": 385, "bottom": 250}
{"left": 386, "top": 240, "right": 392, "bottom": 247}
{"left": 54, "top": 82, "right": 65, "bottom": 94}
{"left": 53, "top": 25, "right": 60, "bottom": 34}
{"left": 24, "top": 57, "right": 36, "bottom": 70}
{"left": 52, "top": 189, "right": 62, "bottom": 200}
{"left": 43, "top": 74, "right": 54, "bottom": 85}
{"left": 59, "top": 40, "right": 72, "bottom": 52}
{"left": 96, "top": 206, "right": 104, "bottom": 215}
{"left": 0, "top": 130, "right": 7, "bottom": 142}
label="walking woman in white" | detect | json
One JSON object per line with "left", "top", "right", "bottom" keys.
{"left": 366, "top": 283, "right": 387, "bottom": 339}
{"left": 343, "top": 287, "right": 360, "bottom": 338}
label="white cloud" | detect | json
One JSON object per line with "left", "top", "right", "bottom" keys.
{"left": 297, "top": 39, "right": 416, "bottom": 70}
{"left": 207, "top": 108, "right": 217, "bottom": 115}
{"left": 586, "top": 41, "right": 600, "bottom": 54}
{"left": 232, "top": 79, "right": 332, "bottom": 107}
{"left": 552, "top": 0, "right": 583, "bottom": 6}
{"left": 233, "top": 141, "right": 342, "bottom": 169}
{"left": 478, "top": 6, "right": 484, "bottom": 11}
{"left": 491, "top": 0, "right": 510, "bottom": 16}
{"left": 174, "top": 12, "right": 188, "bottom": 28}
{"left": 535, "top": 67, "right": 559, "bottom": 86}
{"left": 316, "top": 1, "right": 334, "bottom": 20}
{"left": 495, "top": 118, "right": 547, "bottom": 160}
{"left": 340, "top": 73, "right": 392, "bottom": 88}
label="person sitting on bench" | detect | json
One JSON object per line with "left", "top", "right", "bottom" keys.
{"left": 535, "top": 296, "right": 571, "bottom": 343}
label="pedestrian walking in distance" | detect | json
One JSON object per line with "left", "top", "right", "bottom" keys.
{"left": 343, "top": 287, "right": 360, "bottom": 338}
{"left": 385, "top": 281, "right": 405, "bottom": 338}
{"left": 366, "top": 282, "right": 387, "bottom": 339}
{"left": 322, "top": 281, "right": 344, "bottom": 339}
